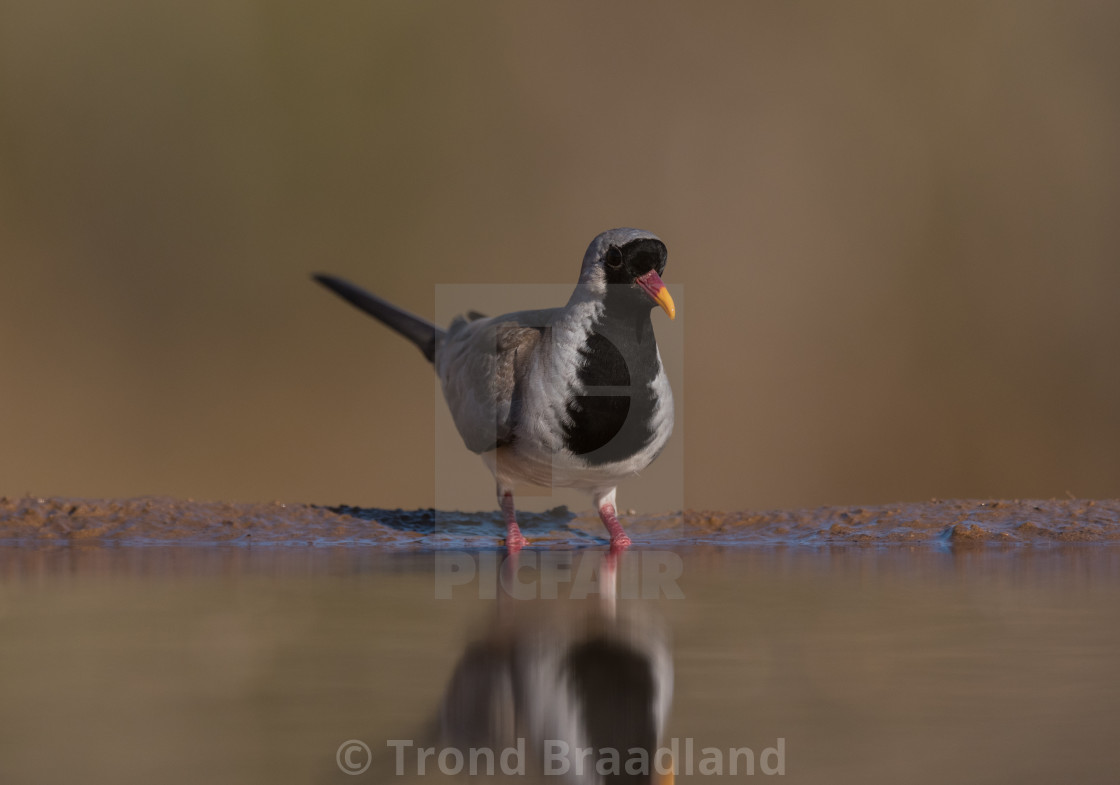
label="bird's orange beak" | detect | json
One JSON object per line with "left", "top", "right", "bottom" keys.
{"left": 635, "top": 270, "right": 676, "bottom": 320}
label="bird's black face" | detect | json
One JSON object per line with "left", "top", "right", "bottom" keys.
{"left": 602, "top": 238, "right": 668, "bottom": 285}
{"left": 602, "top": 238, "right": 675, "bottom": 320}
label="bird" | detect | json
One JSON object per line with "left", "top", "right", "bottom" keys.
{"left": 313, "top": 228, "right": 675, "bottom": 550}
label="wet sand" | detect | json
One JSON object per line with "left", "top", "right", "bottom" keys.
{"left": 1, "top": 495, "right": 1118, "bottom": 547}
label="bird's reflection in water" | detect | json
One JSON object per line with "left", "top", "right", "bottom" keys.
{"left": 437, "top": 551, "right": 673, "bottom": 785}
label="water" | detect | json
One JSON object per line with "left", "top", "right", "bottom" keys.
{"left": 1, "top": 545, "right": 1118, "bottom": 784}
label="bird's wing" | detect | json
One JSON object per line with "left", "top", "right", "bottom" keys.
{"left": 436, "top": 309, "right": 555, "bottom": 454}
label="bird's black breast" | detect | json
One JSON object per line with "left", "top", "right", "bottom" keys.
{"left": 563, "top": 314, "right": 660, "bottom": 465}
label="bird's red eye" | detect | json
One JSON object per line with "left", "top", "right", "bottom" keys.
{"left": 605, "top": 246, "right": 623, "bottom": 268}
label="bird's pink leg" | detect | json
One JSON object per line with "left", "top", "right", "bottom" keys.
{"left": 598, "top": 501, "right": 632, "bottom": 550}
{"left": 500, "top": 490, "right": 528, "bottom": 551}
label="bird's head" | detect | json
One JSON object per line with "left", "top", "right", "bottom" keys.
{"left": 579, "top": 228, "right": 676, "bottom": 320}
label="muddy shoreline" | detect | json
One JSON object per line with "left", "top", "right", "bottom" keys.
{"left": 1, "top": 496, "right": 1117, "bottom": 548}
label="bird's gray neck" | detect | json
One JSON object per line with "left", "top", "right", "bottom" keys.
{"left": 550, "top": 293, "right": 605, "bottom": 368}
{"left": 553, "top": 287, "right": 660, "bottom": 379}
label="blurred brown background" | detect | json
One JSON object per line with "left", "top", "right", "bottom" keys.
{"left": 1, "top": 1, "right": 1118, "bottom": 512}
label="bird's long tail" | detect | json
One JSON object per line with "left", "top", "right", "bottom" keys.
{"left": 312, "top": 274, "right": 444, "bottom": 363}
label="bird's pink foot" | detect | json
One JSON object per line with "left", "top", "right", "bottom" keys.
{"left": 503, "top": 528, "right": 529, "bottom": 551}
{"left": 599, "top": 502, "right": 632, "bottom": 550}
{"left": 500, "top": 491, "right": 529, "bottom": 550}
